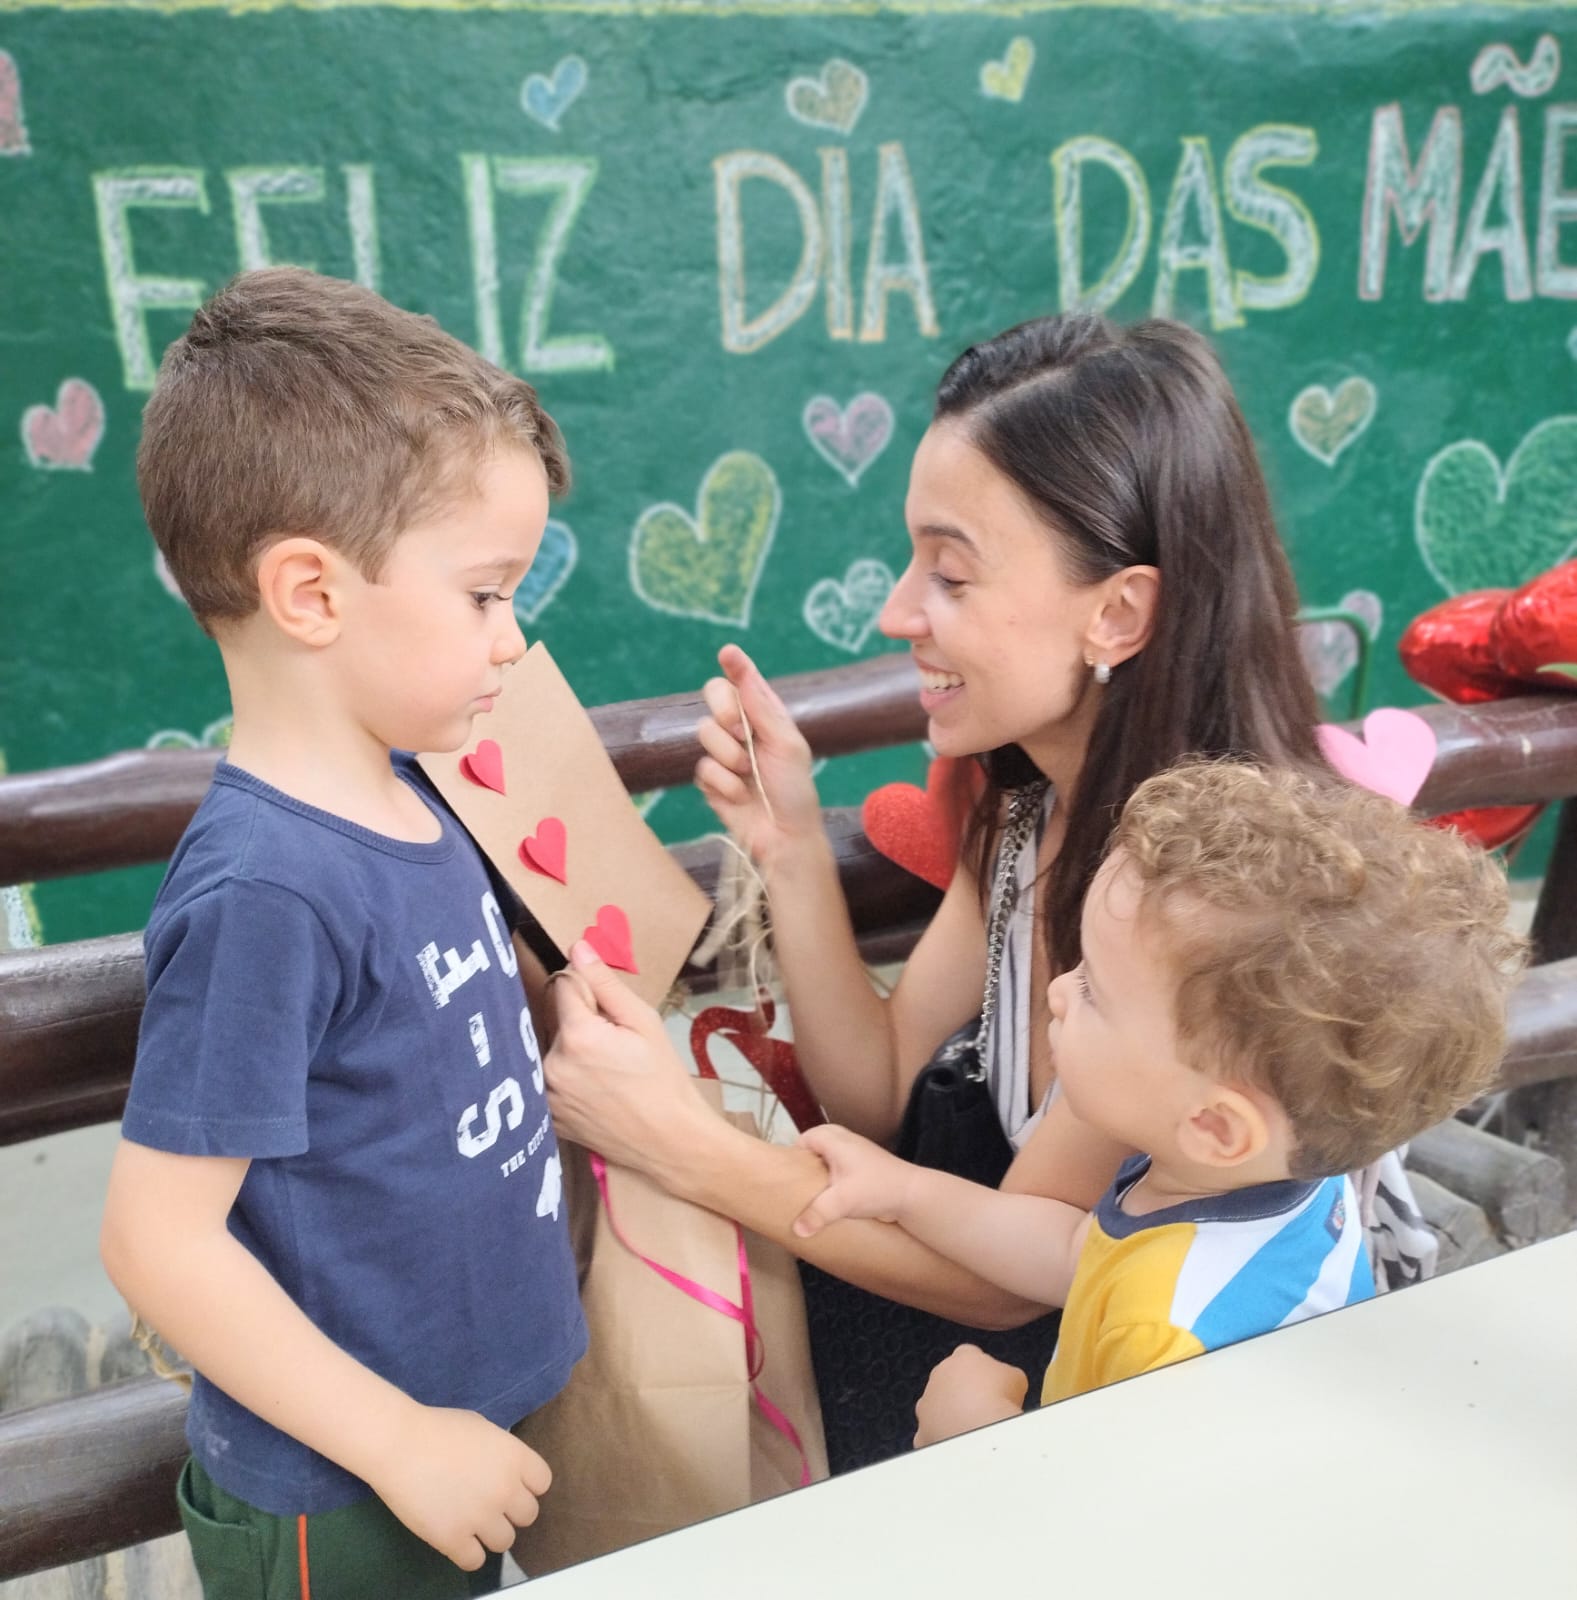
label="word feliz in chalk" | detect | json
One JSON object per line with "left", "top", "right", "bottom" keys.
{"left": 521, "top": 56, "right": 588, "bottom": 131}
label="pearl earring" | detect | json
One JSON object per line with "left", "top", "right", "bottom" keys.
{"left": 1092, "top": 659, "right": 1111, "bottom": 685}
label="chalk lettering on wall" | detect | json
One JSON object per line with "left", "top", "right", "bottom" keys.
{"left": 803, "top": 557, "right": 895, "bottom": 652}
{"left": 1052, "top": 135, "right": 1152, "bottom": 314}
{"left": 821, "top": 147, "right": 855, "bottom": 340}
{"left": 93, "top": 168, "right": 210, "bottom": 390}
{"left": 980, "top": 38, "right": 1034, "bottom": 103}
{"left": 1538, "top": 106, "right": 1577, "bottom": 296}
{"left": 1450, "top": 105, "right": 1532, "bottom": 300}
{"left": 785, "top": 58, "right": 867, "bottom": 136}
{"left": 520, "top": 55, "right": 587, "bottom": 131}
{"left": 1225, "top": 124, "right": 1319, "bottom": 312}
{"left": 860, "top": 142, "right": 939, "bottom": 342}
{"left": 1471, "top": 34, "right": 1561, "bottom": 98}
{"left": 463, "top": 153, "right": 613, "bottom": 376}
{"left": 629, "top": 450, "right": 780, "bottom": 626}
{"left": 802, "top": 391, "right": 894, "bottom": 486}
{"left": 1299, "top": 590, "right": 1384, "bottom": 699}
{"left": 513, "top": 517, "right": 577, "bottom": 623}
{"left": 344, "top": 164, "right": 380, "bottom": 291}
{"left": 716, "top": 150, "right": 824, "bottom": 355}
{"left": 22, "top": 378, "right": 104, "bottom": 470}
{"left": 228, "top": 166, "right": 326, "bottom": 272}
{"left": 1359, "top": 106, "right": 1462, "bottom": 301}
{"left": 0, "top": 49, "right": 29, "bottom": 155}
{"left": 1415, "top": 415, "right": 1577, "bottom": 594}
{"left": 1153, "top": 137, "right": 1242, "bottom": 330}
{"left": 1290, "top": 377, "right": 1377, "bottom": 466}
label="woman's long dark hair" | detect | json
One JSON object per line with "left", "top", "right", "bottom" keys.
{"left": 936, "top": 313, "right": 1322, "bottom": 976}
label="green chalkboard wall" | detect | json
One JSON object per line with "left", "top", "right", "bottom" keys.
{"left": 2, "top": 0, "right": 1575, "bottom": 944}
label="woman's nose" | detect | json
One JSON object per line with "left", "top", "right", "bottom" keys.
{"left": 878, "top": 564, "right": 926, "bottom": 640}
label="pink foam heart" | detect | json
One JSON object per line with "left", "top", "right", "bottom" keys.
{"left": 583, "top": 904, "right": 638, "bottom": 974}
{"left": 1316, "top": 708, "right": 1437, "bottom": 806}
{"left": 519, "top": 817, "right": 568, "bottom": 883}
{"left": 23, "top": 379, "right": 103, "bottom": 471}
{"left": 458, "top": 738, "right": 506, "bottom": 795}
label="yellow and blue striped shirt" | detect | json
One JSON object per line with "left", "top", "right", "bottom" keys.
{"left": 1044, "top": 1156, "right": 1375, "bottom": 1404}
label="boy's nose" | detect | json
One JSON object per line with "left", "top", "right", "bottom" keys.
{"left": 495, "top": 606, "right": 528, "bottom": 666}
{"left": 1046, "top": 972, "right": 1070, "bottom": 1021}
{"left": 877, "top": 563, "right": 925, "bottom": 641}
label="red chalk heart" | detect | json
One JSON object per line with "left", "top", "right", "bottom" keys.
{"left": 1316, "top": 708, "right": 1438, "bottom": 807}
{"left": 583, "top": 904, "right": 638, "bottom": 974}
{"left": 458, "top": 738, "right": 506, "bottom": 795}
{"left": 22, "top": 379, "right": 104, "bottom": 471}
{"left": 518, "top": 817, "right": 568, "bottom": 883}
{"left": 861, "top": 757, "right": 974, "bottom": 891}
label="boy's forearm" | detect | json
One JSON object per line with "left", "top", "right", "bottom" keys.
{"left": 894, "top": 1168, "right": 1087, "bottom": 1309}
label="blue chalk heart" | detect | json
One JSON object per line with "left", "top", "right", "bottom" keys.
{"left": 521, "top": 57, "right": 587, "bottom": 131}
{"left": 515, "top": 519, "right": 578, "bottom": 623}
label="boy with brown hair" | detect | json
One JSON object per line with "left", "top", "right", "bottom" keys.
{"left": 100, "top": 267, "right": 583, "bottom": 1598}
{"left": 793, "top": 760, "right": 1526, "bottom": 1444}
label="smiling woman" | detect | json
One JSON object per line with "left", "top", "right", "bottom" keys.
{"left": 543, "top": 312, "right": 1333, "bottom": 1472}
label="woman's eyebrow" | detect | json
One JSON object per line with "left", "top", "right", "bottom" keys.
{"left": 914, "top": 522, "right": 982, "bottom": 556}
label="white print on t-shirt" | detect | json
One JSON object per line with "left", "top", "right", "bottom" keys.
{"left": 518, "top": 1007, "right": 544, "bottom": 1093}
{"left": 456, "top": 1077, "right": 525, "bottom": 1157}
{"left": 481, "top": 891, "right": 518, "bottom": 977}
{"left": 418, "top": 938, "right": 491, "bottom": 1009}
{"left": 536, "top": 1153, "right": 563, "bottom": 1221}
{"left": 468, "top": 1013, "right": 491, "bottom": 1068}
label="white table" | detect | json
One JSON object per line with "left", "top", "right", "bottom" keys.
{"left": 513, "top": 1232, "right": 1577, "bottom": 1599}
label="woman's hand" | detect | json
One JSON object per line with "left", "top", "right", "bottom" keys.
{"left": 542, "top": 943, "right": 717, "bottom": 1176}
{"left": 695, "top": 644, "right": 824, "bottom": 869}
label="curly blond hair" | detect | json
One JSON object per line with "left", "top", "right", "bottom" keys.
{"left": 1111, "top": 760, "right": 1527, "bottom": 1178}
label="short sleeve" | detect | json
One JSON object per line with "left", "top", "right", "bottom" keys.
{"left": 1089, "top": 1320, "right": 1205, "bottom": 1391}
{"left": 123, "top": 879, "right": 342, "bottom": 1158}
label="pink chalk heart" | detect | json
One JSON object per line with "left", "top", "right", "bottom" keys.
{"left": 519, "top": 817, "right": 568, "bottom": 883}
{"left": 458, "top": 738, "right": 507, "bottom": 795}
{"left": 0, "top": 50, "right": 30, "bottom": 155}
{"left": 802, "top": 392, "right": 894, "bottom": 487}
{"left": 22, "top": 379, "right": 103, "bottom": 470}
{"left": 583, "top": 904, "right": 638, "bottom": 974}
{"left": 1316, "top": 708, "right": 1438, "bottom": 806}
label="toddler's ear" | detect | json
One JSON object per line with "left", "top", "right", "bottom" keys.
{"left": 257, "top": 536, "right": 341, "bottom": 646}
{"left": 1177, "top": 1086, "right": 1271, "bottom": 1170}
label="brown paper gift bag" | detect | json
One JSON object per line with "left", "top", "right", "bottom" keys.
{"left": 512, "top": 1087, "right": 828, "bottom": 1576}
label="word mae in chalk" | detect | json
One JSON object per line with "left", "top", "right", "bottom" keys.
{"left": 1052, "top": 123, "right": 1320, "bottom": 331}
{"left": 1360, "top": 101, "right": 1577, "bottom": 302}
{"left": 716, "top": 144, "right": 939, "bottom": 354}
{"left": 92, "top": 158, "right": 614, "bottom": 390}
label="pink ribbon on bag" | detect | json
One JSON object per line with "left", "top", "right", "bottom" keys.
{"left": 588, "top": 1152, "right": 811, "bottom": 1488}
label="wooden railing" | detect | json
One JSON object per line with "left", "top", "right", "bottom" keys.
{"left": 2, "top": 660, "right": 1577, "bottom": 1580}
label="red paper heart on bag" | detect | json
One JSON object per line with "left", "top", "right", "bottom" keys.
{"left": 518, "top": 817, "right": 568, "bottom": 883}
{"left": 1398, "top": 589, "right": 1522, "bottom": 704}
{"left": 1490, "top": 559, "right": 1577, "bottom": 689}
{"left": 1428, "top": 804, "right": 1545, "bottom": 853}
{"left": 458, "top": 738, "right": 507, "bottom": 795}
{"left": 583, "top": 903, "right": 638, "bottom": 974}
{"left": 861, "top": 757, "right": 977, "bottom": 891}
{"left": 690, "top": 996, "right": 826, "bottom": 1133}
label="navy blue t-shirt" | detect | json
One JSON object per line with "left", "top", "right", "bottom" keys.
{"left": 122, "top": 756, "right": 586, "bottom": 1515}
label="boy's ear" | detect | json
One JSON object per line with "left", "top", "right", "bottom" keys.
{"left": 256, "top": 537, "right": 344, "bottom": 647}
{"left": 1085, "top": 565, "right": 1160, "bottom": 668}
{"left": 1176, "top": 1084, "right": 1272, "bottom": 1170}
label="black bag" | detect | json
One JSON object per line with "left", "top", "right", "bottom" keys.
{"left": 801, "top": 785, "right": 1061, "bottom": 1474}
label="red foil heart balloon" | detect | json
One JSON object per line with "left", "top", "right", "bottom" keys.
{"left": 1398, "top": 590, "right": 1523, "bottom": 704}
{"left": 1490, "top": 559, "right": 1577, "bottom": 688}
{"left": 1427, "top": 804, "right": 1545, "bottom": 853}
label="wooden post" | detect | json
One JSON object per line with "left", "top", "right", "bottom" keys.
{"left": 1406, "top": 1118, "right": 1569, "bottom": 1245}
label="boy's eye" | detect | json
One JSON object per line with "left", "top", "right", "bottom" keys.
{"left": 471, "top": 590, "right": 506, "bottom": 610}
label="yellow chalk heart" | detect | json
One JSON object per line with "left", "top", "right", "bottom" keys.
{"left": 980, "top": 37, "right": 1034, "bottom": 102}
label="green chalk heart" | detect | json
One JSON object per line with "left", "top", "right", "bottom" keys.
{"left": 1416, "top": 416, "right": 1577, "bottom": 595}
{"left": 630, "top": 451, "right": 780, "bottom": 626}
{"left": 1290, "top": 377, "right": 1376, "bottom": 467}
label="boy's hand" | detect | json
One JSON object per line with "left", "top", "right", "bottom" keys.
{"left": 695, "top": 644, "right": 823, "bottom": 868}
{"left": 913, "top": 1345, "right": 1029, "bottom": 1449}
{"left": 370, "top": 1406, "right": 551, "bottom": 1571}
{"left": 791, "top": 1124, "right": 913, "bottom": 1236}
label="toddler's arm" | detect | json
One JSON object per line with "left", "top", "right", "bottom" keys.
{"left": 101, "top": 1139, "right": 549, "bottom": 1571}
{"left": 794, "top": 1125, "right": 1091, "bottom": 1308}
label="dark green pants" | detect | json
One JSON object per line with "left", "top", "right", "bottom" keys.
{"left": 177, "top": 1457, "right": 507, "bottom": 1600}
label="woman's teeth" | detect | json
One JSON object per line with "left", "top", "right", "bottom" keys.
{"left": 920, "top": 668, "right": 964, "bottom": 692}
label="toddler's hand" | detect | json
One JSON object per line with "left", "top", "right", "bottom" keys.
{"left": 695, "top": 644, "right": 823, "bottom": 868}
{"left": 370, "top": 1405, "right": 551, "bottom": 1571}
{"left": 792, "top": 1124, "right": 912, "bottom": 1236}
{"left": 914, "top": 1345, "right": 1029, "bottom": 1449}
